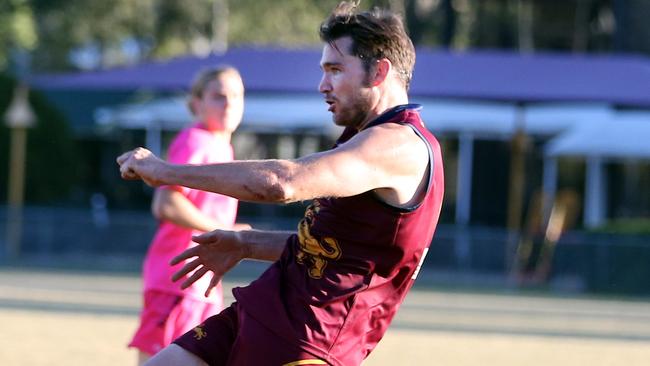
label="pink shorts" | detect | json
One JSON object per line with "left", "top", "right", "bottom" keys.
{"left": 174, "top": 302, "right": 328, "bottom": 366}
{"left": 129, "top": 290, "right": 222, "bottom": 356}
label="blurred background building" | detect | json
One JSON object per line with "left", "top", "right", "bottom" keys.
{"left": 1, "top": 0, "right": 649, "bottom": 295}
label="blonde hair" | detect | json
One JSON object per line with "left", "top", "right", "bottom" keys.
{"left": 187, "top": 65, "right": 242, "bottom": 116}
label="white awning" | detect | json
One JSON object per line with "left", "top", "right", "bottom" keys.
{"left": 96, "top": 94, "right": 614, "bottom": 138}
{"left": 546, "top": 111, "right": 650, "bottom": 160}
{"left": 414, "top": 99, "right": 613, "bottom": 137}
{"left": 95, "top": 94, "right": 341, "bottom": 135}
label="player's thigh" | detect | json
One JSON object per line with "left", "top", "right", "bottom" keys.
{"left": 228, "top": 307, "right": 328, "bottom": 365}
{"left": 144, "top": 344, "right": 207, "bottom": 366}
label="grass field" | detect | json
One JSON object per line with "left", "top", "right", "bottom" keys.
{"left": 2, "top": 266, "right": 650, "bottom": 366}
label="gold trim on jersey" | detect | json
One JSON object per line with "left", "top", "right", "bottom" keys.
{"left": 281, "top": 359, "right": 328, "bottom": 366}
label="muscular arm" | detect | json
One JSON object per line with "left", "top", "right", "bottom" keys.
{"left": 119, "top": 123, "right": 429, "bottom": 206}
{"left": 170, "top": 228, "right": 293, "bottom": 296}
{"left": 239, "top": 229, "right": 294, "bottom": 262}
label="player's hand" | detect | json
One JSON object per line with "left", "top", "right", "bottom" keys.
{"left": 116, "top": 147, "right": 167, "bottom": 187}
{"left": 170, "top": 229, "right": 251, "bottom": 297}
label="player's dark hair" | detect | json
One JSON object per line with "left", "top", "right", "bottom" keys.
{"left": 319, "top": 1, "right": 415, "bottom": 89}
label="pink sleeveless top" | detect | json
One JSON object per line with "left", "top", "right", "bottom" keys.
{"left": 144, "top": 123, "right": 238, "bottom": 303}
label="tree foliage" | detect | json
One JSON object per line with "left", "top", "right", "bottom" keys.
{"left": 229, "top": 0, "right": 339, "bottom": 46}
{"left": 0, "top": 73, "right": 77, "bottom": 204}
{"left": 0, "top": 0, "right": 38, "bottom": 71}
{"left": 0, "top": 0, "right": 648, "bottom": 73}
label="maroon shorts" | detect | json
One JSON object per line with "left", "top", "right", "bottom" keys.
{"left": 173, "top": 302, "right": 328, "bottom": 366}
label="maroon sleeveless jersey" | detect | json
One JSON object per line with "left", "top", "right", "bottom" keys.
{"left": 233, "top": 104, "right": 444, "bottom": 365}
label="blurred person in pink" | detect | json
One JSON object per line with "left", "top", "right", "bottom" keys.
{"left": 128, "top": 65, "right": 251, "bottom": 365}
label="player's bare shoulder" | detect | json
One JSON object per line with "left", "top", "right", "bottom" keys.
{"left": 339, "top": 122, "right": 429, "bottom": 194}
{"left": 354, "top": 123, "right": 429, "bottom": 206}
{"left": 366, "top": 123, "right": 428, "bottom": 166}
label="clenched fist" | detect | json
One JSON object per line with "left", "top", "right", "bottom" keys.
{"left": 116, "top": 147, "right": 168, "bottom": 187}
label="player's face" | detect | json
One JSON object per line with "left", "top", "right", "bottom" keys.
{"left": 194, "top": 72, "right": 244, "bottom": 133}
{"left": 319, "top": 37, "right": 373, "bottom": 129}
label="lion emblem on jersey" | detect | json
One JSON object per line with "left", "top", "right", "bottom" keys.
{"left": 296, "top": 201, "right": 342, "bottom": 279}
{"left": 192, "top": 325, "right": 207, "bottom": 340}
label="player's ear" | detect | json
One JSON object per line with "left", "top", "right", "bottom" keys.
{"left": 370, "top": 58, "right": 391, "bottom": 87}
{"left": 188, "top": 96, "right": 200, "bottom": 116}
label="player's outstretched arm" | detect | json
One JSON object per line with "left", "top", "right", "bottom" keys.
{"left": 117, "top": 147, "right": 302, "bottom": 203}
{"left": 170, "top": 229, "right": 292, "bottom": 297}
{"left": 117, "top": 122, "right": 427, "bottom": 205}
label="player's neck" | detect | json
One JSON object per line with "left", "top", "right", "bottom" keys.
{"left": 358, "top": 89, "right": 409, "bottom": 131}
{"left": 210, "top": 130, "right": 232, "bottom": 144}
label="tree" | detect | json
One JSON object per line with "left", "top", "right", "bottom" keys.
{"left": 229, "top": 0, "right": 339, "bottom": 46}
{"left": 1, "top": 0, "right": 649, "bottom": 74}
{"left": 613, "top": 0, "right": 650, "bottom": 54}
{"left": 0, "top": 73, "right": 77, "bottom": 204}
{"left": 0, "top": 0, "right": 38, "bottom": 72}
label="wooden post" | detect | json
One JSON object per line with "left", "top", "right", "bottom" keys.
{"left": 4, "top": 85, "right": 35, "bottom": 259}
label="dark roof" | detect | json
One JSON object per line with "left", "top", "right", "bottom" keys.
{"left": 30, "top": 47, "right": 650, "bottom": 108}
